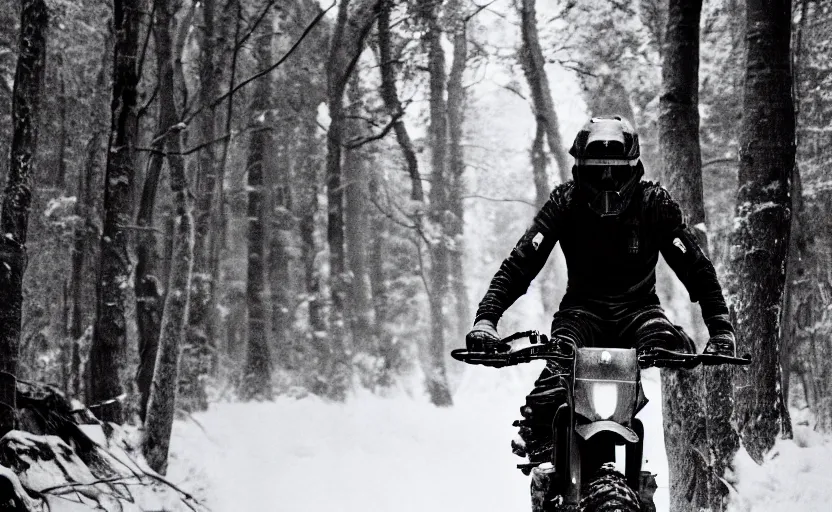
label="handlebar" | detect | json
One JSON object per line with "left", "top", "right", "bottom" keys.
{"left": 451, "top": 332, "right": 751, "bottom": 369}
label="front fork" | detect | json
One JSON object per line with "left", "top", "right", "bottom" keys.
{"left": 531, "top": 412, "right": 650, "bottom": 512}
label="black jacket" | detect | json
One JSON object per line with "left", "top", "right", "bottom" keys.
{"left": 475, "top": 180, "right": 733, "bottom": 336}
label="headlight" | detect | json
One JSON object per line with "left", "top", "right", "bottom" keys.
{"left": 592, "top": 382, "right": 618, "bottom": 419}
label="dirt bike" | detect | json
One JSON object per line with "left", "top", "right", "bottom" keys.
{"left": 451, "top": 331, "right": 750, "bottom": 512}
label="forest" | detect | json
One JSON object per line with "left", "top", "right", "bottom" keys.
{"left": 0, "top": 0, "right": 830, "bottom": 510}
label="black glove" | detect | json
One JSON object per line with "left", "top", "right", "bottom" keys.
{"left": 466, "top": 319, "right": 501, "bottom": 353}
{"left": 703, "top": 331, "right": 736, "bottom": 357}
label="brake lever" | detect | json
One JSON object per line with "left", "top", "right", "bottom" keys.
{"left": 638, "top": 348, "right": 752, "bottom": 369}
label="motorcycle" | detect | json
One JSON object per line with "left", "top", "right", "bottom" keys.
{"left": 451, "top": 331, "right": 750, "bottom": 512}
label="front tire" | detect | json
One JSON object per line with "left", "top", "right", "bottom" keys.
{"left": 580, "top": 463, "right": 641, "bottom": 512}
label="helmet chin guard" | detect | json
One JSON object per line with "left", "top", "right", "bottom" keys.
{"left": 569, "top": 116, "right": 643, "bottom": 217}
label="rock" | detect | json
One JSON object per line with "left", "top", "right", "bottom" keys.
{"left": 0, "top": 381, "right": 207, "bottom": 511}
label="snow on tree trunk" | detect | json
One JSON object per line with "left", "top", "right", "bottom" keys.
{"left": 240, "top": 10, "right": 275, "bottom": 402}
{"left": 89, "top": 0, "right": 142, "bottom": 424}
{"left": 183, "top": 0, "right": 220, "bottom": 415}
{"left": 729, "top": 0, "right": 794, "bottom": 463}
{"left": 517, "top": 0, "right": 570, "bottom": 184}
{"left": 142, "top": 0, "right": 195, "bottom": 475}
{"left": 0, "top": 0, "right": 47, "bottom": 436}
{"left": 421, "top": 0, "right": 453, "bottom": 407}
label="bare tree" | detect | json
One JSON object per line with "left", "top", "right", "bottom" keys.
{"left": 377, "top": 0, "right": 423, "bottom": 201}
{"left": 0, "top": 0, "right": 48, "bottom": 435}
{"left": 143, "top": 0, "right": 195, "bottom": 474}
{"left": 516, "top": 0, "right": 570, "bottom": 183}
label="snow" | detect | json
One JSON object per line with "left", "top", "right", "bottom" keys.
{"left": 726, "top": 424, "right": 832, "bottom": 512}
{"left": 167, "top": 365, "right": 673, "bottom": 512}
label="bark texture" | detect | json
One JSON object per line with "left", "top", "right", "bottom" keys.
{"left": 143, "top": 0, "right": 195, "bottom": 474}
{"left": 657, "top": 2, "right": 727, "bottom": 510}
{"left": 89, "top": 0, "right": 143, "bottom": 423}
{"left": 730, "top": 0, "right": 794, "bottom": 463}
{"left": 0, "top": 0, "right": 48, "bottom": 436}
{"left": 184, "top": 0, "right": 220, "bottom": 413}
{"left": 240, "top": 12, "right": 275, "bottom": 401}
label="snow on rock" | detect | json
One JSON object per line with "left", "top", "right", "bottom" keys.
{"left": 0, "top": 427, "right": 206, "bottom": 511}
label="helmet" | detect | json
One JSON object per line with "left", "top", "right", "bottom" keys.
{"left": 569, "top": 116, "right": 643, "bottom": 217}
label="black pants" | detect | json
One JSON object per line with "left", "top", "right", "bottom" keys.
{"left": 514, "top": 301, "right": 693, "bottom": 466}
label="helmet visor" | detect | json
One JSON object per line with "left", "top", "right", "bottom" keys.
{"left": 579, "top": 165, "right": 637, "bottom": 192}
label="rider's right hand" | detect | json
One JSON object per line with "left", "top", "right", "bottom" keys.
{"left": 466, "top": 319, "right": 501, "bottom": 353}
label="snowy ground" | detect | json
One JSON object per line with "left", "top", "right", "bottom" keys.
{"left": 167, "top": 365, "right": 832, "bottom": 512}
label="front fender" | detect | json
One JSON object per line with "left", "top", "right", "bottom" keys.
{"left": 575, "top": 420, "right": 639, "bottom": 444}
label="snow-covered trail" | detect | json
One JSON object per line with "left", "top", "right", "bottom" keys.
{"left": 166, "top": 364, "right": 670, "bottom": 512}
{"left": 167, "top": 365, "right": 832, "bottom": 512}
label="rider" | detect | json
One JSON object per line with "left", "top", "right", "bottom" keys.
{"left": 465, "top": 115, "right": 736, "bottom": 465}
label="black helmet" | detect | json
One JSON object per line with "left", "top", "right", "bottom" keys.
{"left": 569, "top": 116, "right": 643, "bottom": 217}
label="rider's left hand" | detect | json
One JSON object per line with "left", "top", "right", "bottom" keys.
{"left": 703, "top": 331, "right": 736, "bottom": 357}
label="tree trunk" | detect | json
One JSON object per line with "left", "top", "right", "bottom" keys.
{"left": 517, "top": 0, "right": 570, "bottom": 183}
{"left": 298, "top": 127, "right": 327, "bottom": 394}
{"left": 134, "top": 144, "right": 164, "bottom": 422}
{"left": 657, "top": 2, "right": 728, "bottom": 510}
{"left": 240, "top": 13, "right": 274, "bottom": 401}
{"left": 421, "top": 0, "right": 453, "bottom": 407}
{"left": 0, "top": 0, "right": 48, "bottom": 436}
{"left": 447, "top": 6, "right": 470, "bottom": 344}
{"left": 344, "top": 77, "right": 377, "bottom": 375}
{"left": 143, "top": 0, "right": 195, "bottom": 474}
{"left": 134, "top": 17, "right": 183, "bottom": 419}
{"left": 730, "top": 0, "right": 794, "bottom": 463}
{"left": 184, "top": 0, "right": 220, "bottom": 413}
{"left": 268, "top": 144, "right": 292, "bottom": 373}
{"left": 367, "top": 175, "right": 394, "bottom": 384}
{"left": 70, "top": 132, "right": 100, "bottom": 398}
{"left": 324, "top": 0, "right": 382, "bottom": 401}
{"left": 88, "top": 0, "right": 143, "bottom": 424}
{"left": 377, "top": 0, "right": 423, "bottom": 201}
{"left": 208, "top": 0, "right": 242, "bottom": 375}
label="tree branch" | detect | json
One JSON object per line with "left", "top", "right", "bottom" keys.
{"left": 344, "top": 111, "right": 404, "bottom": 149}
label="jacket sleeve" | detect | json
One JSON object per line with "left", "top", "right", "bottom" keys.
{"left": 654, "top": 189, "right": 734, "bottom": 336}
{"left": 474, "top": 189, "right": 565, "bottom": 325}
